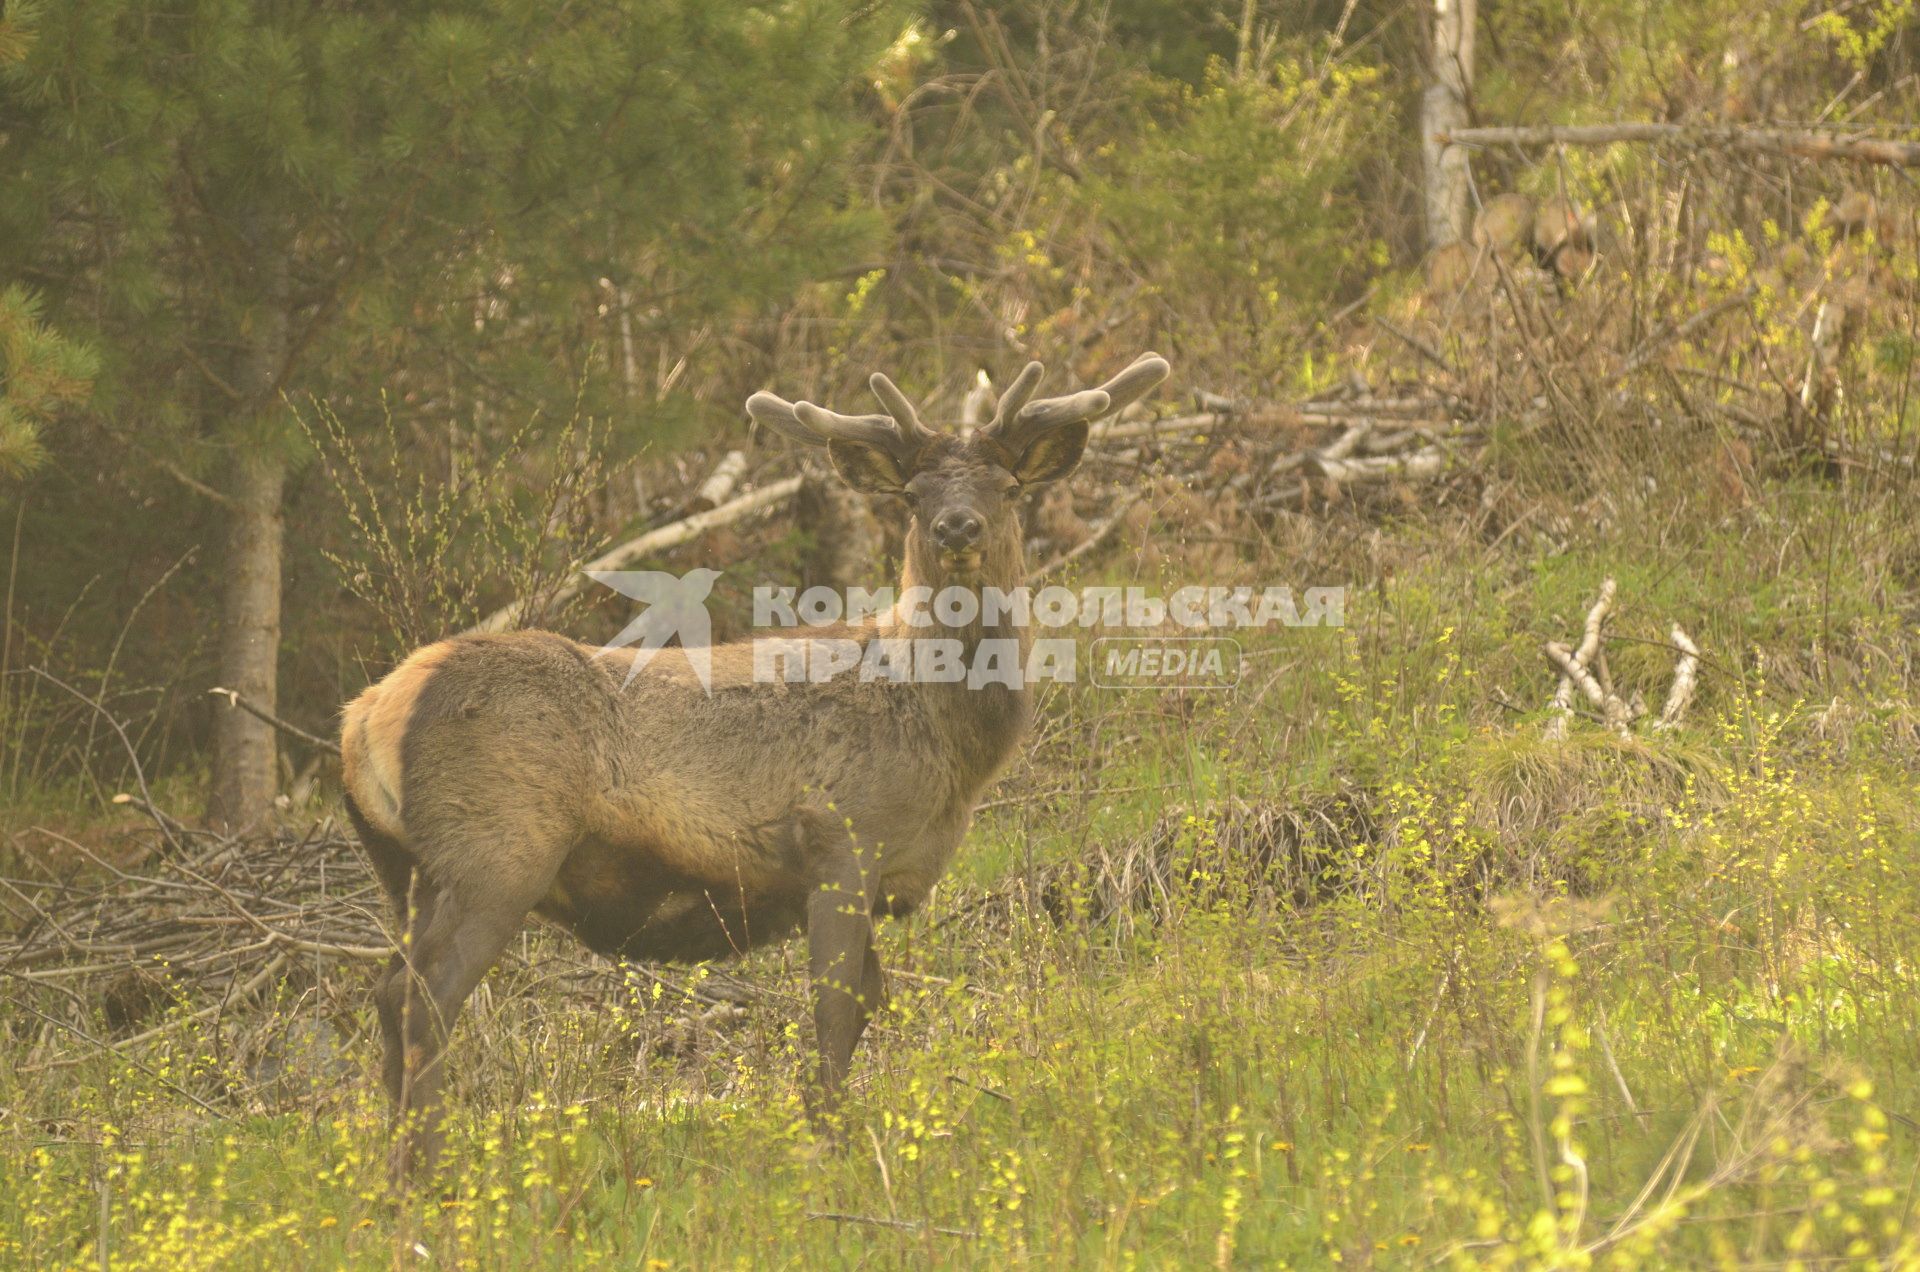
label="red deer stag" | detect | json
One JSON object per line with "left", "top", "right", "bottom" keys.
{"left": 340, "top": 352, "right": 1170, "bottom": 1179}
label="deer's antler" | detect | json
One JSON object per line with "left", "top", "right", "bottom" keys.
{"left": 979, "top": 352, "right": 1170, "bottom": 454}
{"left": 746, "top": 372, "right": 934, "bottom": 466}
{"left": 748, "top": 353, "right": 1169, "bottom": 460}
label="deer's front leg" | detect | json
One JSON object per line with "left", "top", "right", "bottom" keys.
{"left": 805, "top": 832, "right": 880, "bottom": 1131}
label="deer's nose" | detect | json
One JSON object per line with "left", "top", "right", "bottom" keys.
{"left": 931, "top": 508, "right": 984, "bottom": 552}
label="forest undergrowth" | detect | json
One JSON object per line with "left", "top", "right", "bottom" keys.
{"left": 6, "top": 439, "right": 1920, "bottom": 1268}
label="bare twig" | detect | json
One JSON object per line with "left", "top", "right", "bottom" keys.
{"left": 208, "top": 687, "right": 341, "bottom": 756}
{"left": 24, "top": 667, "right": 182, "bottom": 852}
{"left": 1306, "top": 446, "right": 1449, "bottom": 486}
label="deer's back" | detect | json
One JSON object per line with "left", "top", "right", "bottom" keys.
{"left": 341, "top": 629, "right": 984, "bottom": 888}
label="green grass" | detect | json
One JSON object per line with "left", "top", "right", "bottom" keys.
{"left": 5, "top": 475, "right": 1920, "bottom": 1269}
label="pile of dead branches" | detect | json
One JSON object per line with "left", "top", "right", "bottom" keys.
{"left": 1079, "top": 383, "right": 1474, "bottom": 516}
{"left": 1, "top": 823, "right": 388, "bottom": 1045}
{"left": 0, "top": 819, "right": 766, "bottom": 1066}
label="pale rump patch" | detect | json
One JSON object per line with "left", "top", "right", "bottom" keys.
{"left": 340, "top": 641, "right": 458, "bottom": 841}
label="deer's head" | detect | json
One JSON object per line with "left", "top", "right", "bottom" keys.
{"left": 747, "top": 354, "right": 1168, "bottom": 591}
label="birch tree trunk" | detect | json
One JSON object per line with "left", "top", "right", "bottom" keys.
{"left": 1421, "top": 0, "right": 1477, "bottom": 250}
{"left": 208, "top": 245, "right": 290, "bottom": 831}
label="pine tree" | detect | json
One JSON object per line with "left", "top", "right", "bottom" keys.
{"left": 0, "top": 286, "right": 96, "bottom": 479}
{"left": 0, "top": 9, "right": 95, "bottom": 481}
{"left": 0, "top": 0, "right": 896, "bottom": 826}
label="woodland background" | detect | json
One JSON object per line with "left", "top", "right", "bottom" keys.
{"left": 4, "top": 1, "right": 1920, "bottom": 1267}
{"left": 2, "top": 0, "right": 1905, "bottom": 828}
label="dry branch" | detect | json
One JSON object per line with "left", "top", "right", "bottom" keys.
{"left": 0, "top": 815, "right": 733, "bottom": 1075}
{"left": 1546, "top": 639, "right": 1632, "bottom": 738}
{"left": 468, "top": 475, "right": 803, "bottom": 635}
{"left": 1306, "top": 446, "right": 1448, "bottom": 486}
{"left": 1800, "top": 298, "right": 1851, "bottom": 418}
{"left": 1655, "top": 626, "right": 1700, "bottom": 731}
{"left": 1090, "top": 410, "right": 1235, "bottom": 444}
{"left": 688, "top": 449, "right": 748, "bottom": 512}
{"left": 1545, "top": 580, "right": 1616, "bottom": 741}
{"left": 1092, "top": 395, "right": 1458, "bottom": 446}
{"left": 26, "top": 667, "right": 183, "bottom": 852}
{"left": 1, "top": 995, "right": 235, "bottom": 1119}
{"left": 207, "top": 686, "right": 341, "bottom": 757}
{"left": 1436, "top": 123, "right": 1920, "bottom": 168}
{"left": 1541, "top": 582, "right": 1704, "bottom": 740}
{"left": 1296, "top": 397, "right": 1463, "bottom": 419}
{"left": 1317, "top": 422, "right": 1373, "bottom": 463}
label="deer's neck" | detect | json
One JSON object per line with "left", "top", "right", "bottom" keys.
{"left": 892, "top": 522, "right": 1030, "bottom": 654}
{"left": 888, "top": 523, "right": 1034, "bottom": 789}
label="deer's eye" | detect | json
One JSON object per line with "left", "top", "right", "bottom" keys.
{"left": 900, "top": 490, "right": 921, "bottom": 509}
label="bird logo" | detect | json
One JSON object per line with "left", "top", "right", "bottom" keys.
{"left": 588, "top": 567, "right": 722, "bottom": 693}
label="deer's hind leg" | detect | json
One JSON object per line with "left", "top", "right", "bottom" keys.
{"left": 375, "top": 834, "right": 563, "bottom": 1185}
{"left": 345, "top": 793, "right": 432, "bottom": 1113}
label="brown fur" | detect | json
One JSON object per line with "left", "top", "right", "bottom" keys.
{"left": 339, "top": 640, "right": 456, "bottom": 842}
{"left": 343, "top": 388, "right": 1136, "bottom": 1182}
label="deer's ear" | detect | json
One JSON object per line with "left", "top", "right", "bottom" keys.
{"left": 1011, "top": 422, "right": 1089, "bottom": 486}
{"left": 827, "top": 439, "right": 909, "bottom": 494}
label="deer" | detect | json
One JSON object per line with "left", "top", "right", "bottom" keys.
{"left": 339, "top": 351, "right": 1169, "bottom": 1181}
